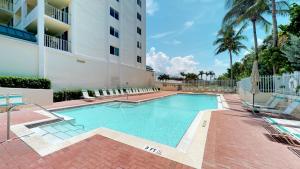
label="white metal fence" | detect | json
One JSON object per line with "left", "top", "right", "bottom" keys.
{"left": 44, "top": 34, "right": 71, "bottom": 52}
{"left": 238, "top": 72, "right": 300, "bottom": 96}
{"left": 156, "top": 80, "right": 236, "bottom": 93}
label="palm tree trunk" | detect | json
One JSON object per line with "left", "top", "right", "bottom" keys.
{"left": 271, "top": 0, "right": 278, "bottom": 47}
{"left": 252, "top": 19, "right": 259, "bottom": 60}
{"left": 229, "top": 49, "right": 233, "bottom": 80}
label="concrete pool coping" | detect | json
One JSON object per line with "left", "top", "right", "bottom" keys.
{"left": 11, "top": 93, "right": 228, "bottom": 169}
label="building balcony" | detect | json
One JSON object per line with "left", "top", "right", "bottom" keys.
{"left": 0, "top": 0, "right": 13, "bottom": 26}
{"left": 45, "top": 4, "right": 69, "bottom": 25}
{"left": 24, "top": 3, "right": 70, "bottom": 36}
{"left": 44, "top": 34, "right": 71, "bottom": 52}
{"left": 0, "top": 0, "right": 13, "bottom": 12}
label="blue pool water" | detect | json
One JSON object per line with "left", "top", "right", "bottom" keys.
{"left": 53, "top": 94, "right": 218, "bottom": 147}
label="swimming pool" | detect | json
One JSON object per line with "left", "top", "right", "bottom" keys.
{"left": 46, "top": 94, "right": 218, "bottom": 147}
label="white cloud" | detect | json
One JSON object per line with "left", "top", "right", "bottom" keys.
{"left": 146, "top": 47, "right": 199, "bottom": 75}
{"left": 146, "top": 0, "right": 159, "bottom": 16}
{"left": 150, "top": 31, "right": 176, "bottom": 39}
{"left": 258, "top": 38, "right": 263, "bottom": 45}
{"left": 214, "top": 58, "right": 228, "bottom": 67}
{"left": 184, "top": 21, "right": 195, "bottom": 29}
{"left": 164, "top": 39, "right": 182, "bottom": 45}
{"left": 251, "top": 38, "right": 263, "bottom": 46}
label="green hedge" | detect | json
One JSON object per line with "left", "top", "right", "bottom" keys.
{"left": 53, "top": 90, "right": 95, "bottom": 102}
{"left": 0, "top": 76, "right": 51, "bottom": 89}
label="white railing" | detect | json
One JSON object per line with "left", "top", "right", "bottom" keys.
{"left": 0, "top": 0, "right": 13, "bottom": 11}
{"left": 45, "top": 4, "right": 69, "bottom": 24}
{"left": 155, "top": 80, "right": 236, "bottom": 93}
{"left": 238, "top": 72, "right": 300, "bottom": 96}
{"left": 44, "top": 34, "right": 71, "bottom": 52}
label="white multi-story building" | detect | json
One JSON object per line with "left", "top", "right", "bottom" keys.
{"left": 0, "top": 0, "right": 153, "bottom": 89}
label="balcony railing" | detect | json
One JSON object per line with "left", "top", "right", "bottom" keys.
{"left": 0, "top": 0, "right": 13, "bottom": 12}
{"left": 45, "top": 4, "right": 69, "bottom": 24}
{"left": 44, "top": 34, "right": 71, "bottom": 52}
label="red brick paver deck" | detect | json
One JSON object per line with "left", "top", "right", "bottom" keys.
{"left": 202, "top": 94, "right": 300, "bottom": 169}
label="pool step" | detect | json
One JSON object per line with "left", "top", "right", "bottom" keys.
{"left": 35, "top": 121, "right": 86, "bottom": 141}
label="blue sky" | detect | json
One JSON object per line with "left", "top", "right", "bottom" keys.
{"left": 146, "top": 0, "right": 298, "bottom": 76}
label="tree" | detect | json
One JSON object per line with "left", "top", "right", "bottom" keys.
{"left": 214, "top": 25, "right": 247, "bottom": 80}
{"left": 267, "top": 0, "right": 290, "bottom": 47}
{"left": 280, "top": 3, "right": 300, "bottom": 36}
{"left": 282, "top": 35, "right": 300, "bottom": 70}
{"left": 158, "top": 74, "right": 170, "bottom": 81}
{"left": 224, "top": 0, "right": 271, "bottom": 62}
{"left": 205, "top": 72, "right": 209, "bottom": 81}
{"left": 199, "top": 71, "right": 205, "bottom": 80}
{"left": 181, "top": 72, "right": 199, "bottom": 81}
{"left": 207, "top": 71, "right": 216, "bottom": 80}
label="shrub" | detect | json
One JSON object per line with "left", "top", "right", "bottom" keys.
{"left": 53, "top": 90, "right": 95, "bottom": 102}
{"left": 0, "top": 76, "right": 51, "bottom": 89}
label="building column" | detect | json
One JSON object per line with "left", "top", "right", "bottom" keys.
{"left": 37, "top": 0, "right": 45, "bottom": 78}
{"left": 70, "top": 0, "right": 75, "bottom": 54}
{"left": 105, "top": 0, "right": 110, "bottom": 88}
{"left": 21, "top": 0, "right": 27, "bottom": 28}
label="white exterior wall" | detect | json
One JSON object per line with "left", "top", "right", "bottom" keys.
{"left": 0, "top": 0, "right": 153, "bottom": 90}
{"left": 0, "top": 35, "right": 39, "bottom": 77}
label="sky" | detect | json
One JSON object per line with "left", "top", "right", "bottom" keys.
{"left": 145, "top": 0, "right": 299, "bottom": 77}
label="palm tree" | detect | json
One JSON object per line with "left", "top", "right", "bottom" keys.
{"left": 199, "top": 71, "right": 205, "bottom": 80}
{"left": 205, "top": 72, "right": 209, "bottom": 81}
{"left": 208, "top": 71, "right": 215, "bottom": 80}
{"left": 224, "top": 0, "right": 271, "bottom": 61}
{"left": 214, "top": 25, "right": 247, "bottom": 80}
{"left": 267, "top": 0, "right": 290, "bottom": 47}
{"left": 211, "top": 71, "right": 216, "bottom": 80}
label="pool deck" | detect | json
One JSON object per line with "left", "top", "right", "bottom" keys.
{"left": 0, "top": 92, "right": 300, "bottom": 169}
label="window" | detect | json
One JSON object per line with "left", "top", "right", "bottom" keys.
{"left": 137, "top": 0, "right": 141, "bottom": 7}
{"left": 137, "top": 56, "right": 142, "bottom": 63}
{"left": 110, "top": 46, "right": 119, "bottom": 56}
{"left": 110, "top": 26, "right": 119, "bottom": 38}
{"left": 137, "top": 12, "right": 142, "bottom": 21}
{"left": 110, "top": 7, "right": 119, "bottom": 20}
{"left": 137, "top": 27, "right": 142, "bottom": 35}
{"left": 137, "top": 41, "right": 142, "bottom": 49}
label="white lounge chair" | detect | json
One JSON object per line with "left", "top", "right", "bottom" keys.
{"left": 114, "top": 89, "right": 121, "bottom": 96}
{"left": 94, "top": 90, "right": 103, "bottom": 99}
{"left": 119, "top": 89, "right": 125, "bottom": 95}
{"left": 243, "top": 94, "right": 287, "bottom": 111}
{"left": 126, "top": 89, "right": 132, "bottom": 94}
{"left": 264, "top": 117, "right": 300, "bottom": 127}
{"left": 259, "top": 99, "right": 300, "bottom": 115}
{"left": 82, "top": 90, "right": 95, "bottom": 101}
{"left": 108, "top": 89, "right": 115, "bottom": 96}
{"left": 102, "top": 89, "right": 109, "bottom": 96}
{"left": 133, "top": 88, "right": 138, "bottom": 94}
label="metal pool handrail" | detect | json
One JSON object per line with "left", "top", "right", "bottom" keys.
{"left": 31, "top": 103, "right": 85, "bottom": 130}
